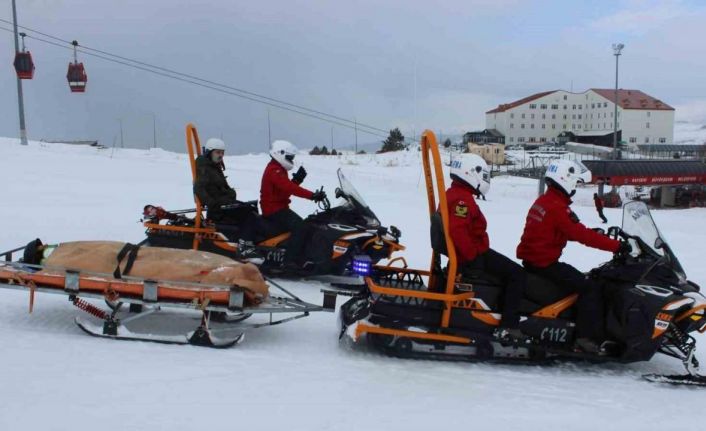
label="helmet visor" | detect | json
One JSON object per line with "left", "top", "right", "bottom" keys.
{"left": 285, "top": 154, "right": 295, "bottom": 164}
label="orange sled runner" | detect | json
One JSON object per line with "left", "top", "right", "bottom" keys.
{"left": 0, "top": 241, "right": 334, "bottom": 347}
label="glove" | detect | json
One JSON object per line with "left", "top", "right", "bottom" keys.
{"left": 615, "top": 241, "right": 632, "bottom": 257}
{"left": 292, "top": 166, "right": 307, "bottom": 185}
{"left": 311, "top": 190, "right": 327, "bottom": 203}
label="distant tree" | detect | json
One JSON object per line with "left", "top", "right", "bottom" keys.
{"left": 320, "top": 146, "right": 330, "bottom": 155}
{"left": 309, "top": 146, "right": 321, "bottom": 155}
{"left": 379, "top": 128, "right": 406, "bottom": 153}
{"left": 357, "top": 150, "right": 366, "bottom": 155}
{"left": 443, "top": 138, "right": 452, "bottom": 148}
{"left": 331, "top": 149, "right": 338, "bottom": 156}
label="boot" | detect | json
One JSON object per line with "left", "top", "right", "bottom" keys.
{"left": 574, "top": 337, "right": 606, "bottom": 355}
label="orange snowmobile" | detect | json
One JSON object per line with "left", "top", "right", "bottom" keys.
{"left": 339, "top": 130, "right": 706, "bottom": 386}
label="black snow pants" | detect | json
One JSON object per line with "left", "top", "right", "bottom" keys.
{"left": 596, "top": 208, "right": 608, "bottom": 224}
{"left": 265, "top": 208, "right": 310, "bottom": 264}
{"left": 208, "top": 204, "right": 259, "bottom": 242}
{"left": 462, "top": 248, "right": 526, "bottom": 329}
{"left": 524, "top": 261, "right": 604, "bottom": 341}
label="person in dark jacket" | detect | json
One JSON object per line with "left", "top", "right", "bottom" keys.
{"left": 517, "top": 160, "right": 629, "bottom": 353}
{"left": 593, "top": 193, "right": 608, "bottom": 224}
{"left": 194, "top": 138, "right": 257, "bottom": 241}
{"left": 260, "top": 140, "right": 326, "bottom": 266}
{"left": 447, "top": 155, "right": 527, "bottom": 340}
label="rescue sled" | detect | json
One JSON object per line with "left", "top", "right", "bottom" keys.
{"left": 0, "top": 242, "right": 334, "bottom": 348}
{"left": 143, "top": 124, "right": 403, "bottom": 285}
{"left": 339, "top": 130, "right": 706, "bottom": 386}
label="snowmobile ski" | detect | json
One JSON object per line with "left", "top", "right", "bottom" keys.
{"left": 642, "top": 373, "right": 706, "bottom": 387}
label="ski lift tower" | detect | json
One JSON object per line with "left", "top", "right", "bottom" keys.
{"left": 11, "top": 0, "right": 29, "bottom": 146}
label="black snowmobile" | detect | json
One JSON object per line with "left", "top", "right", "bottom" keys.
{"left": 142, "top": 124, "right": 403, "bottom": 284}
{"left": 339, "top": 130, "right": 706, "bottom": 386}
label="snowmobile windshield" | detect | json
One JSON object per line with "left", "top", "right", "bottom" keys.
{"left": 337, "top": 169, "right": 380, "bottom": 227}
{"left": 621, "top": 201, "right": 686, "bottom": 279}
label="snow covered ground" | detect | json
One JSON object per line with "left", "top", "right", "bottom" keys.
{"left": 1, "top": 138, "right": 705, "bottom": 431}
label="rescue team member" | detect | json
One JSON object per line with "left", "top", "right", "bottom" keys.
{"left": 260, "top": 140, "right": 326, "bottom": 266}
{"left": 594, "top": 193, "right": 608, "bottom": 224}
{"left": 517, "top": 160, "right": 630, "bottom": 354}
{"left": 447, "top": 155, "right": 527, "bottom": 340}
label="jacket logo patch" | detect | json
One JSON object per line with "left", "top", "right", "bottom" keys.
{"left": 454, "top": 204, "right": 468, "bottom": 217}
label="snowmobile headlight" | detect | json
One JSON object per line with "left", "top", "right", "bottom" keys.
{"left": 352, "top": 255, "right": 372, "bottom": 276}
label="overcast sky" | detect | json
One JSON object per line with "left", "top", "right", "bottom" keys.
{"left": 2, "top": 0, "right": 705, "bottom": 153}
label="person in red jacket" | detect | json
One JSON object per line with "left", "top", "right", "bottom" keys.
{"left": 593, "top": 193, "right": 608, "bottom": 224}
{"left": 447, "top": 155, "right": 526, "bottom": 339}
{"left": 260, "top": 140, "right": 326, "bottom": 266}
{"left": 517, "top": 160, "right": 630, "bottom": 353}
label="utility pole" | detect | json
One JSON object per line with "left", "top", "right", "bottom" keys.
{"left": 354, "top": 118, "right": 358, "bottom": 154}
{"left": 330, "top": 126, "right": 334, "bottom": 151}
{"left": 119, "top": 119, "right": 124, "bottom": 148}
{"left": 12, "top": 0, "right": 28, "bottom": 145}
{"left": 267, "top": 108, "right": 272, "bottom": 149}
{"left": 612, "top": 43, "right": 624, "bottom": 159}
{"left": 152, "top": 114, "right": 157, "bottom": 149}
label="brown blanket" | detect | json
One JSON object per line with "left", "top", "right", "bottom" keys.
{"left": 42, "top": 241, "right": 268, "bottom": 301}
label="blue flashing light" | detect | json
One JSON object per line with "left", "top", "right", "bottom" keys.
{"left": 352, "top": 255, "right": 372, "bottom": 276}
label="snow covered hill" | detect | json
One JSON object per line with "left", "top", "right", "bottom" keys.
{"left": 1, "top": 138, "right": 705, "bottom": 431}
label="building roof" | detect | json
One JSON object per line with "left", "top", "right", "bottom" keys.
{"left": 636, "top": 144, "right": 706, "bottom": 153}
{"left": 485, "top": 90, "right": 557, "bottom": 114}
{"left": 590, "top": 89, "right": 674, "bottom": 111}
{"left": 576, "top": 130, "right": 614, "bottom": 137}
{"left": 583, "top": 160, "right": 706, "bottom": 185}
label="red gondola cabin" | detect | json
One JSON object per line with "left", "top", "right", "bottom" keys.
{"left": 14, "top": 51, "right": 35, "bottom": 79}
{"left": 67, "top": 62, "right": 88, "bottom": 93}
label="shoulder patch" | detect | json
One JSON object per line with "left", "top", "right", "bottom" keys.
{"left": 454, "top": 202, "right": 468, "bottom": 218}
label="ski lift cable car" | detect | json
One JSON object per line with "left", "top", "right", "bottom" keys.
{"left": 67, "top": 40, "right": 87, "bottom": 93}
{"left": 13, "top": 32, "right": 35, "bottom": 80}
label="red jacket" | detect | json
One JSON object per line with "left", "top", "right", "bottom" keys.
{"left": 260, "top": 159, "right": 314, "bottom": 216}
{"left": 517, "top": 187, "right": 620, "bottom": 268}
{"left": 446, "top": 179, "right": 490, "bottom": 263}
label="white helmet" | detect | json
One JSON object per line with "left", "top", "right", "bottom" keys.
{"left": 205, "top": 138, "right": 225, "bottom": 152}
{"left": 450, "top": 154, "right": 491, "bottom": 196}
{"left": 270, "top": 140, "right": 298, "bottom": 171}
{"left": 545, "top": 159, "right": 592, "bottom": 196}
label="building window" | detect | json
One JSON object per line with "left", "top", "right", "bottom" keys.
{"left": 578, "top": 114, "right": 582, "bottom": 119}
{"left": 551, "top": 114, "right": 556, "bottom": 119}
{"left": 579, "top": 105, "right": 582, "bottom": 110}
{"left": 591, "top": 103, "right": 595, "bottom": 108}
{"left": 552, "top": 124, "right": 556, "bottom": 129}
{"left": 629, "top": 137, "right": 637, "bottom": 143}
{"left": 540, "top": 104, "right": 547, "bottom": 109}
{"left": 572, "top": 104, "right": 576, "bottom": 109}
{"left": 540, "top": 137, "right": 546, "bottom": 143}
{"left": 529, "top": 104, "right": 537, "bottom": 109}
{"left": 521, "top": 113, "right": 525, "bottom": 119}
{"left": 541, "top": 124, "right": 546, "bottom": 129}
{"left": 572, "top": 114, "right": 576, "bottom": 119}
{"left": 563, "top": 124, "right": 567, "bottom": 130}
{"left": 563, "top": 105, "right": 567, "bottom": 109}
{"left": 530, "top": 124, "right": 535, "bottom": 129}
{"left": 647, "top": 111, "right": 651, "bottom": 117}
{"left": 551, "top": 104, "right": 558, "bottom": 109}
{"left": 518, "top": 137, "right": 525, "bottom": 142}
{"left": 529, "top": 137, "right": 536, "bottom": 142}
{"left": 510, "top": 123, "right": 514, "bottom": 128}
{"left": 659, "top": 137, "right": 666, "bottom": 143}
{"left": 646, "top": 122, "right": 650, "bottom": 128}
{"left": 604, "top": 102, "right": 607, "bottom": 107}
{"left": 531, "top": 114, "right": 535, "bottom": 119}
{"left": 610, "top": 112, "right": 613, "bottom": 118}
{"left": 563, "top": 95, "right": 567, "bottom": 100}
{"left": 509, "top": 137, "right": 514, "bottom": 142}
{"left": 521, "top": 124, "right": 525, "bottom": 129}
{"left": 510, "top": 113, "right": 514, "bottom": 119}
{"left": 563, "top": 114, "right": 567, "bottom": 119}
{"left": 542, "top": 114, "right": 546, "bottom": 119}
{"left": 644, "top": 137, "right": 649, "bottom": 143}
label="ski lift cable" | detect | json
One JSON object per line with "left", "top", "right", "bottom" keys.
{"left": 0, "top": 25, "right": 388, "bottom": 138}
{"left": 0, "top": 18, "right": 390, "bottom": 137}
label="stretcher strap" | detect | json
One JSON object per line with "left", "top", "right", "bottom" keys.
{"left": 113, "top": 243, "right": 141, "bottom": 279}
